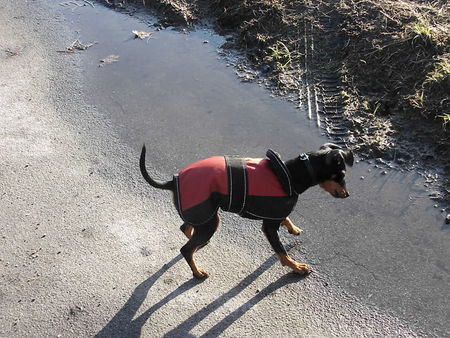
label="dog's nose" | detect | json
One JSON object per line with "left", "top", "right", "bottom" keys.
{"left": 339, "top": 190, "right": 349, "bottom": 198}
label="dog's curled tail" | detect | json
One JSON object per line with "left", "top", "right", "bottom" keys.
{"left": 140, "top": 144, "right": 175, "bottom": 191}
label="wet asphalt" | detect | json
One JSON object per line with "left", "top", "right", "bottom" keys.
{"left": 1, "top": 1, "right": 448, "bottom": 337}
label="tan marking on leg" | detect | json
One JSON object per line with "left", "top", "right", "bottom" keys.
{"left": 183, "top": 225, "right": 194, "bottom": 239}
{"left": 189, "top": 260, "right": 209, "bottom": 279}
{"left": 182, "top": 244, "right": 209, "bottom": 279}
{"left": 281, "top": 217, "right": 303, "bottom": 235}
{"left": 277, "top": 253, "right": 312, "bottom": 275}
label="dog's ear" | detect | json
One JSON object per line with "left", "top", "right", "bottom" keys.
{"left": 325, "top": 149, "right": 354, "bottom": 167}
{"left": 320, "top": 143, "right": 342, "bottom": 150}
{"left": 339, "top": 149, "right": 354, "bottom": 166}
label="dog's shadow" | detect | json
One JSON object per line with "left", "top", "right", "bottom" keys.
{"left": 96, "top": 249, "right": 307, "bottom": 338}
{"left": 95, "top": 255, "right": 189, "bottom": 338}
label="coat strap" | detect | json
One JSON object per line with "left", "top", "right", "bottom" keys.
{"left": 266, "top": 149, "right": 294, "bottom": 197}
{"left": 224, "top": 156, "right": 247, "bottom": 214}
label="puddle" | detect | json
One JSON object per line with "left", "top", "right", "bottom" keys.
{"left": 54, "top": 2, "right": 449, "bottom": 335}
{"left": 57, "top": 3, "right": 325, "bottom": 173}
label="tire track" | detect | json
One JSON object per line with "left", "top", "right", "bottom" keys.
{"left": 303, "top": 7, "right": 351, "bottom": 146}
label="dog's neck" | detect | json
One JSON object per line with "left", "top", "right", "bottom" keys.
{"left": 285, "top": 154, "right": 319, "bottom": 194}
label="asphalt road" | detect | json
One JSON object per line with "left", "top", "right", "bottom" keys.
{"left": 1, "top": 1, "right": 448, "bottom": 337}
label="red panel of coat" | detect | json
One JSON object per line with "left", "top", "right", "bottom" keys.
{"left": 246, "top": 158, "right": 288, "bottom": 197}
{"left": 177, "top": 156, "right": 228, "bottom": 212}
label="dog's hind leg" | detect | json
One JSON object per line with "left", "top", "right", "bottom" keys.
{"left": 262, "top": 220, "right": 311, "bottom": 276}
{"left": 180, "top": 214, "right": 219, "bottom": 279}
{"left": 180, "top": 223, "right": 194, "bottom": 239}
{"left": 281, "top": 217, "right": 303, "bottom": 236}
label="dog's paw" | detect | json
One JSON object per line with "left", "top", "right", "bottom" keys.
{"left": 292, "top": 263, "right": 312, "bottom": 275}
{"left": 282, "top": 218, "right": 303, "bottom": 236}
{"left": 193, "top": 268, "right": 209, "bottom": 279}
{"left": 288, "top": 226, "right": 303, "bottom": 236}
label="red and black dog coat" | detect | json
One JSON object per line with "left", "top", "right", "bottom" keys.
{"left": 173, "top": 149, "right": 298, "bottom": 225}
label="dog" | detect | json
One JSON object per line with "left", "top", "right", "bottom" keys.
{"left": 140, "top": 143, "right": 353, "bottom": 279}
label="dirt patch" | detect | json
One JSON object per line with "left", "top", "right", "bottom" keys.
{"left": 101, "top": 0, "right": 449, "bottom": 203}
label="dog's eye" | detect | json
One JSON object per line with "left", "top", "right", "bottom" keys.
{"left": 334, "top": 171, "right": 346, "bottom": 183}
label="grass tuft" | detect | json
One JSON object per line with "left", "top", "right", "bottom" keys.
{"left": 425, "top": 57, "right": 450, "bottom": 85}
{"left": 267, "top": 41, "right": 292, "bottom": 69}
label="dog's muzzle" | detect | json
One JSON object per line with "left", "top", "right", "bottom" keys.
{"left": 320, "top": 180, "right": 350, "bottom": 198}
{"left": 335, "top": 188, "right": 350, "bottom": 198}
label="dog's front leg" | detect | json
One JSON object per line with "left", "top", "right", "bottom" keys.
{"left": 262, "top": 220, "right": 312, "bottom": 276}
{"left": 281, "top": 217, "right": 303, "bottom": 235}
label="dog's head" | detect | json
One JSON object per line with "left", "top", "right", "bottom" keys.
{"left": 312, "top": 143, "right": 354, "bottom": 198}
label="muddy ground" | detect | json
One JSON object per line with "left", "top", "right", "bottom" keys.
{"left": 104, "top": 0, "right": 449, "bottom": 204}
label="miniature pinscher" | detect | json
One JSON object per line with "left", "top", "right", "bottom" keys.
{"left": 140, "top": 143, "right": 353, "bottom": 279}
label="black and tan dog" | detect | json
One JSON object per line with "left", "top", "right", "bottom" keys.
{"left": 140, "top": 143, "right": 353, "bottom": 279}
